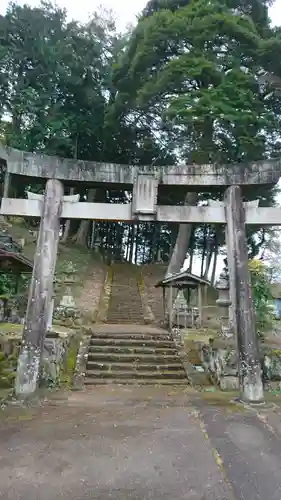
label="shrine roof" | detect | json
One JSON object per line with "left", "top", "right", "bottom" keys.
{"left": 0, "top": 249, "right": 33, "bottom": 274}
{"left": 155, "top": 270, "right": 211, "bottom": 289}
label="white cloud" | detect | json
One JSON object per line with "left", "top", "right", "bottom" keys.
{"left": 0, "top": 0, "right": 146, "bottom": 31}
{"left": 270, "top": 1, "right": 281, "bottom": 27}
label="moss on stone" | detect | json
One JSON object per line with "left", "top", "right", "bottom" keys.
{"left": 183, "top": 329, "right": 219, "bottom": 345}
{"left": 263, "top": 348, "right": 281, "bottom": 356}
{"left": 0, "top": 323, "right": 22, "bottom": 335}
{"left": 60, "top": 335, "right": 81, "bottom": 387}
{"left": 0, "top": 350, "right": 17, "bottom": 388}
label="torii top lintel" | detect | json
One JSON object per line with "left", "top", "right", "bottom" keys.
{"left": 1, "top": 143, "right": 280, "bottom": 187}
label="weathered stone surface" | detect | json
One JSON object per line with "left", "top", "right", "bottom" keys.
{"left": 15, "top": 179, "right": 64, "bottom": 397}
{"left": 0, "top": 328, "right": 78, "bottom": 389}
{"left": 132, "top": 173, "right": 158, "bottom": 219}
{"left": 72, "top": 336, "right": 90, "bottom": 390}
{"left": 225, "top": 185, "right": 263, "bottom": 403}
{"left": 41, "top": 332, "right": 75, "bottom": 386}
{"left": 263, "top": 349, "right": 281, "bottom": 382}
{"left": 1, "top": 142, "right": 281, "bottom": 186}
{"left": 219, "top": 376, "right": 239, "bottom": 390}
{"left": 3, "top": 197, "right": 281, "bottom": 225}
{"left": 199, "top": 340, "right": 239, "bottom": 390}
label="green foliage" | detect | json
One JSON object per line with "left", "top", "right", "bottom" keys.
{"left": 108, "top": 0, "right": 281, "bottom": 263}
{"left": 0, "top": 351, "right": 17, "bottom": 388}
{"left": 0, "top": 274, "right": 16, "bottom": 295}
{"left": 249, "top": 259, "right": 273, "bottom": 338}
{"left": 112, "top": 0, "right": 281, "bottom": 164}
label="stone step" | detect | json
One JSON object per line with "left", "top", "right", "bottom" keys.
{"left": 110, "top": 293, "right": 141, "bottom": 297}
{"left": 107, "top": 310, "right": 143, "bottom": 313}
{"left": 107, "top": 307, "right": 143, "bottom": 311}
{"left": 86, "top": 361, "right": 185, "bottom": 372}
{"left": 107, "top": 313, "right": 143, "bottom": 317}
{"left": 90, "top": 331, "right": 172, "bottom": 340}
{"left": 107, "top": 310, "right": 142, "bottom": 314}
{"left": 106, "top": 320, "right": 145, "bottom": 325}
{"left": 89, "top": 338, "right": 175, "bottom": 348}
{"left": 84, "top": 378, "right": 188, "bottom": 385}
{"left": 106, "top": 265, "right": 143, "bottom": 323}
{"left": 87, "top": 352, "right": 180, "bottom": 362}
{"left": 110, "top": 295, "right": 140, "bottom": 298}
{"left": 106, "top": 316, "right": 144, "bottom": 319}
{"left": 87, "top": 345, "right": 178, "bottom": 355}
{"left": 108, "top": 305, "right": 142, "bottom": 308}
{"left": 109, "top": 299, "right": 141, "bottom": 302}
{"left": 85, "top": 369, "right": 186, "bottom": 379}
{"left": 107, "top": 306, "right": 143, "bottom": 311}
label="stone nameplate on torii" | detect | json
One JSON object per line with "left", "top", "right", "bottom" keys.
{"left": 132, "top": 173, "right": 158, "bottom": 220}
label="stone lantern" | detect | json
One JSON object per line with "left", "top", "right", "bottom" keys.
{"left": 215, "top": 269, "right": 233, "bottom": 338}
{"left": 58, "top": 262, "right": 79, "bottom": 320}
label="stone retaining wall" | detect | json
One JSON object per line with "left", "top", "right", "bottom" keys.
{"left": 183, "top": 332, "right": 281, "bottom": 391}
{"left": 0, "top": 325, "right": 80, "bottom": 389}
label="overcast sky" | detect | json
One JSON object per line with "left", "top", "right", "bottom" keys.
{"left": 1, "top": 0, "right": 281, "bottom": 31}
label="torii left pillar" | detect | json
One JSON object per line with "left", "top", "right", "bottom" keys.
{"left": 15, "top": 179, "right": 64, "bottom": 398}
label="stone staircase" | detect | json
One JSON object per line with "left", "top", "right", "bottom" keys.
{"left": 85, "top": 324, "right": 188, "bottom": 385}
{"left": 106, "top": 263, "right": 144, "bottom": 324}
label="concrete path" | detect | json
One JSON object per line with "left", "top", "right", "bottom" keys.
{"left": 0, "top": 386, "right": 281, "bottom": 499}
{"left": 196, "top": 394, "right": 281, "bottom": 500}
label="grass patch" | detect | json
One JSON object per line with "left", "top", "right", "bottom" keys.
{"left": 0, "top": 323, "right": 22, "bottom": 335}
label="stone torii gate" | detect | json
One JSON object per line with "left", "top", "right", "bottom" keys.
{"left": 1, "top": 143, "right": 281, "bottom": 403}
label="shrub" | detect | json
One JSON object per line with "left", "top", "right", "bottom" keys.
{"left": 249, "top": 259, "right": 273, "bottom": 339}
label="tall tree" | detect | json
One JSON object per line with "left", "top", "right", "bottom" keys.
{"left": 110, "top": 0, "right": 281, "bottom": 274}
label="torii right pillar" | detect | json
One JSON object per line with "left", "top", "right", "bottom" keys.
{"left": 225, "top": 185, "right": 264, "bottom": 403}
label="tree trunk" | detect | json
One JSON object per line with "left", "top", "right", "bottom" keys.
{"left": 188, "top": 247, "right": 194, "bottom": 273}
{"left": 200, "top": 226, "right": 207, "bottom": 277}
{"left": 210, "top": 230, "right": 218, "bottom": 285}
{"left": 115, "top": 223, "right": 123, "bottom": 261}
{"left": 203, "top": 228, "right": 214, "bottom": 280}
{"left": 200, "top": 249, "right": 205, "bottom": 277}
{"left": 61, "top": 187, "right": 75, "bottom": 243}
{"left": 90, "top": 221, "right": 96, "bottom": 249}
{"left": 129, "top": 224, "right": 135, "bottom": 263}
{"left": 134, "top": 222, "right": 140, "bottom": 264}
{"left": 71, "top": 188, "right": 96, "bottom": 246}
{"left": 187, "top": 226, "right": 195, "bottom": 272}
{"left": 165, "top": 192, "right": 198, "bottom": 277}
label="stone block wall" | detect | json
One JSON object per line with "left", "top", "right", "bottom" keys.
{"left": 41, "top": 329, "right": 80, "bottom": 387}
{"left": 183, "top": 332, "right": 281, "bottom": 392}
{"left": 0, "top": 326, "right": 81, "bottom": 390}
{"left": 0, "top": 333, "right": 19, "bottom": 388}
